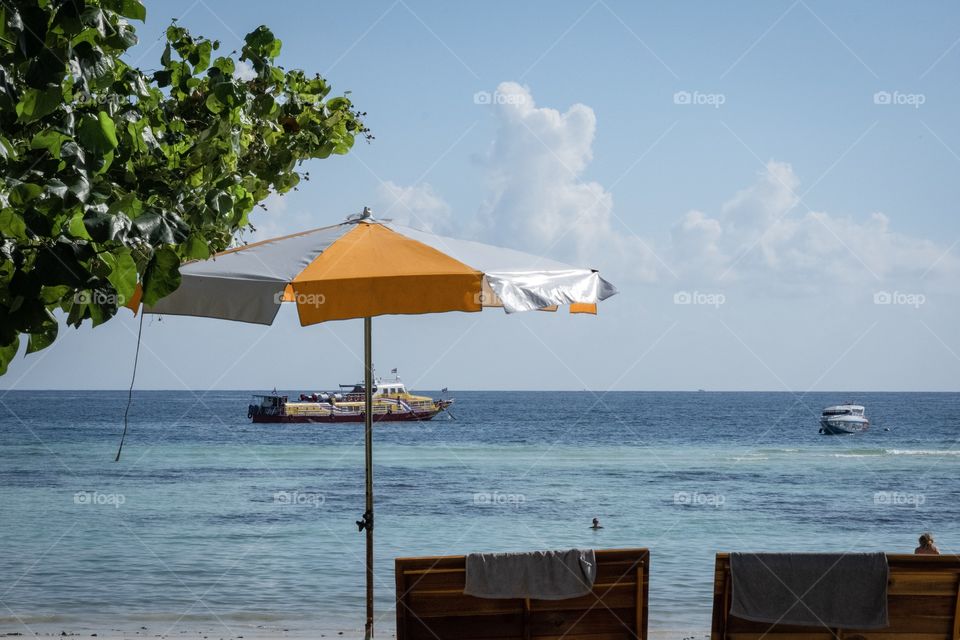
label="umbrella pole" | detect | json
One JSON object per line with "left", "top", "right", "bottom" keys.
{"left": 363, "top": 316, "right": 374, "bottom": 639}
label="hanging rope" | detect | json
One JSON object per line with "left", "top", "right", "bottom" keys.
{"left": 115, "top": 311, "right": 144, "bottom": 462}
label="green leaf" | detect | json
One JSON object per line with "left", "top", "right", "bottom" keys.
{"left": 26, "top": 317, "right": 57, "bottom": 354}
{"left": 252, "top": 93, "right": 275, "bottom": 116}
{"left": 107, "top": 192, "right": 143, "bottom": 219}
{"left": 77, "top": 47, "right": 117, "bottom": 90}
{"left": 212, "top": 56, "right": 235, "bottom": 75}
{"left": 154, "top": 68, "right": 171, "bottom": 87}
{"left": 67, "top": 211, "right": 91, "bottom": 239}
{"left": 107, "top": 21, "right": 139, "bottom": 49}
{"left": 71, "top": 27, "right": 102, "bottom": 48}
{"left": 101, "top": 248, "right": 138, "bottom": 302}
{"left": 39, "top": 285, "right": 70, "bottom": 305}
{"left": 31, "top": 129, "right": 70, "bottom": 157}
{"left": 0, "top": 136, "right": 17, "bottom": 160}
{"left": 0, "top": 6, "right": 9, "bottom": 44}
{"left": 97, "top": 111, "right": 119, "bottom": 148}
{"left": 66, "top": 295, "right": 88, "bottom": 326}
{"left": 107, "top": 192, "right": 143, "bottom": 220}
{"left": 205, "top": 92, "right": 223, "bottom": 114}
{"left": 243, "top": 26, "right": 281, "bottom": 60}
{"left": 124, "top": 69, "right": 150, "bottom": 97}
{"left": 88, "top": 300, "right": 114, "bottom": 327}
{"left": 189, "top": 39, "right": 212, "bottom": 72}
{"left": 84, "top": 209, "right": 131, "bottom": 242}
{"left": 16, "top": 86, "right": 62, "bottom": 123}
{"left": 94, "top": 149, "right": 115, "bottom": 174}
{"left": 34, "top": 242, "right": 92, "bottom": 288}
{"left": 130, "top": 212, "right": 184, "bottom": 244}
{"left": 0, "top": 14, "right": 369, "bottom": 377}
{"left": 142, "top": 246, "right": 181, "bottom": 306}
{"left": 40, "top": 285, "right": 70, "bottom": 305}
{"left": 184, "top": 234, "right": 210, "bottom": 260}
{"left": 0, "top": 209, "right": 27, "bottom": 240}
{"left": 66, "top": 173, "right": 91, "bottom": 203}
{"left": 108, "top": 0, "right": 146, "bottom": 21}
{"left": 124, "top": 0, "right": 147, "bottom": 21}
{"left": 0, "top": 335, "right": 20, "bottom": 376}
{"left": 45, "top": 178, "right": 69, "bottom": 200}
{"left": 9, "top": 182, "right": 43, "bottom": 206}
{"left": 77, "top": 112, "right": 118, "bottom": 154}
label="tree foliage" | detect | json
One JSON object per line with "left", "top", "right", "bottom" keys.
{"left": 0, "top": 0, "right": 369, "bottom": 374}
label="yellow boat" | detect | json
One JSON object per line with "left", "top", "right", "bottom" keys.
{"left": 248, "top": 376, "right": 452, "bottom": 423}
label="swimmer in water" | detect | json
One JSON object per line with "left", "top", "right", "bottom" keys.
{"left": 915, "top": 532, "right": 940, "bottom": 555}
{"left": 590, "top": 518, "right": 603, "bottom": 530}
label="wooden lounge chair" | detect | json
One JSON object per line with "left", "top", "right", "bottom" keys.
{"left": 395, "top": 548, "right": 649, "bottom": 639}
{"left": 711, "top": 552, "right": 960, "bottom": 640}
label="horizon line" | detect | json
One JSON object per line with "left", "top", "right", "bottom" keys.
{"left": 1, "top": 388, "right": 958, "bottom": 393}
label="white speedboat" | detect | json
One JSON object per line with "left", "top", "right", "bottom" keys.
{"left": 819, "top": 404, "right": 869, "bottom": 435}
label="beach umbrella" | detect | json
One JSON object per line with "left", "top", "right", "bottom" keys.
{"left": 135, "top": 208, "right": 617, "bottom": 638}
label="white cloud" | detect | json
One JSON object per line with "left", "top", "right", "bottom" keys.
{"left": 672, "top": 210, "right": 726, "bottom": 275}
{"left": 372, "top": 83, "right": 956, "bottom": 292}
{"left": 234, "top": 59, "right": 257, "bottom": 81}
{"left": 375, "top": 181, "right": 451, "bottom": 232}
{"left": 474, "top": 81, "right": 659, "bottom": 280}
{"left": 670, "top": 160, "right": 958, "bottom": 290}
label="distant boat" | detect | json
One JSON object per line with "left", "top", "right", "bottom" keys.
{"left": 819, "top": 404, "right": 869, "bottom": 435}
{"left": 247, "top": 376, "right": 453, "bottom": 423}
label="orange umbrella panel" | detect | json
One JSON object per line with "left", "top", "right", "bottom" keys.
{"left": 290, "top": 223, "right": 483, "bottom": 324}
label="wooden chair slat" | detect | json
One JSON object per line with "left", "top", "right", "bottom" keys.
{"left": 396, "top": 548, "right": 649, "bottom": 640}
{"left": 711, "top": 553, "right": 960, "bottom": 640}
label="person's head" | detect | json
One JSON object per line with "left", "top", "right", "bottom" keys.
{"left": 592, "top": 518, "right": 599, "bottom": 526}
{"left": 919, "top": 532, "right": 935, "bottom": 547}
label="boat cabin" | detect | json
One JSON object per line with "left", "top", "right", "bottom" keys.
{"left": 248, "top": 394, "right": 287, "bottom": 418}
{"left": 376, "top": 381, "right": 408, "bottom": 397}
{"left": 822, "top": 404, "right": 865, "bottom": 417}
{"left": 339, "top": 380, "right": 409, "bottom": 399}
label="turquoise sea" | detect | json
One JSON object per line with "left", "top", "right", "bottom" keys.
{"left": 1, "top": 390, "right": 958, "bottom": 637}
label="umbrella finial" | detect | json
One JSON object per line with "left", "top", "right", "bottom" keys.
{"left": 346, "top": 207, "right": 374, "bottom": 224}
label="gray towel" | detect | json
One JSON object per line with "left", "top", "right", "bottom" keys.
{"left": 464, "top": 549, "right": 597, "bottom": 600}
{"left": 730, "top": 552, "right": 889, "bottom": 629}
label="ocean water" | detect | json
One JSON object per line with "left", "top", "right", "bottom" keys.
{"left": 0, "top": 390, "right": 958, "bottom": 636}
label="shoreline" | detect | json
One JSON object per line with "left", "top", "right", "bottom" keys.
{"left": 0, "top": 625, "right": 710, "bottom": 640}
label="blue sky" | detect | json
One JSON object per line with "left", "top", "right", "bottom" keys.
{"left": 5, "top": 0, "right": 960, "bottom": 391}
